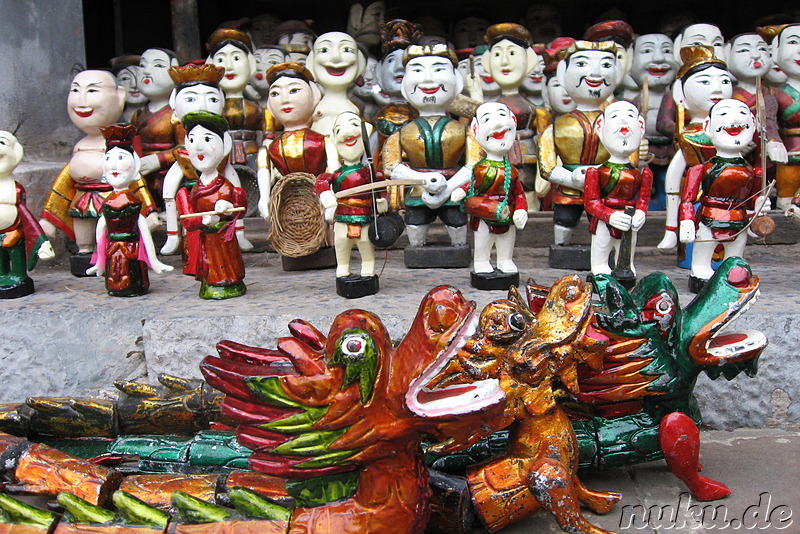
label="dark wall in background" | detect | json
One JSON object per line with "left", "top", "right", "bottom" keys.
{"left": 83, "top": 0, "right": 792, "bottom": 69}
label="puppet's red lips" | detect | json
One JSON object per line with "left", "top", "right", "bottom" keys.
{"left": 420, "top": 87, "right": 440, "bottom": 94}
{"left": 529, "top": 75, "right": 543, "bottom": 82}
{"left": 490, "top": 129, "right": 509, "bottom": 140}
{"left": 326, "top": 67, "right": 347, "bottom": 76}
{"left": 619, "top": 127, "right": 630, "bottom": 135}
{"left": 501, "top": 69, "right": 512, "bottom": 76}
{"left": 255, "top": 73, "right": 264, "bottom": 80}
{"left": 724, "top": 126, "right": 745, "bottom": 136}
{"left": 481, "top": 75, "right": 494, "bottom": 83}
{"left": 648, "top": 67, "right": 669, "bottom": 76}
{"left": 753, "top": 61, "right": 763, "bottom": 69}
{"left": 226, "top": 74, "right": 236, "bottom": 80}
{"left": 197, "top": 155, "right": 205, "bottom": 161}
{"left": 584, "top": 78, "right": 603, "bottom": 87}
{"left": 74, "top": 109, "right": 93, "bottom": 118}
{"left": 343, "top": 135, "right": 358, "bottom": 146}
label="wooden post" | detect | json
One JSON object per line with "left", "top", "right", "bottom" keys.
{"left": 171, "top": 0, "right": 201, "bottom": 64}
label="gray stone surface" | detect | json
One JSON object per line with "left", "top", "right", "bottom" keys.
{"left": 494, "top": 428, "right": 800, "bottom": 533}
{"left": 0, "top": 219, "right": 798, "bottom": 431}
{"left": 0, "top": 0, "right": 84, "bottom": 159}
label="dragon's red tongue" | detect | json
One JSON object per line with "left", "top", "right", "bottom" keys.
{"left": 708, "top": 333, "right": 748, "bottom": 349}
{"left": 416, "top": 385, "right": 477, "bottom": 403}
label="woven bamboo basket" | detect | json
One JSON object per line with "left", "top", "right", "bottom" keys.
{"left": 267, "top": 172, "right": 327, "bottom": 257}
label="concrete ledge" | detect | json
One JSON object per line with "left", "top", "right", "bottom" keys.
{"left": 1, "top": 230, "right": 797, "bottom": 430}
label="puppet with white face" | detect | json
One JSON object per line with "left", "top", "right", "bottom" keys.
{"left": 584, "top": 101, "right": 652, "bottom": 279}
{"left": 459, "top": 45, "right": 501, "bottom": 102}
{"left": 40, "top": 70, "right": 156, "bottom": 276}
{"left": 87, "top": 124, "right": 172, "bottom": 295}
{"left": 176, "top": 112, "right": 247, "bottom": 300}
{"left": 133, "top": 48, "right": 181, "bottom": 198}
{"left": 383, "top": 45, "right": 479, "bottom": 267}
{"left": 451, "top": 102, "right": 528, "bottom": 288}
{"left": 316, "top": 112, "right": 387, "bottom": 297}
{"left": 538, "top": 41, "right": 618, "bottom": 248}
{"left": 307, "top": 32, "right": 367, "bottom": 137}
{"left": 674, "top": 23, "right": 725, "bottom": 61}
{"left": 256, "top": 63, "right": 334, "bottom": 221}
{"left": 481, "top": 24, "right": 541, "bottom": 196}
{"left": 521, "top": 53, "right": 546, "bottom": 106}
{"left": 206, "top": 29, "right": 263, "bottom": 169}
{"left": 246, "top": 46, "right": 288, "bottom": 105}
{"left": 726, "top": 33, "right": 788, "bottom": 166}
{"left": 542, "top": 69, "right": 576, "bottom": 115}
{"left": 629, "top": 34, "right": 678, "bottom": 134}
{"left": 770, "top": 24, "right": 800, "bottom": 209}
{"left": 678, "top": 99, "right": 768, "bottom": 292}
{"left": 0, "top": 131, "right": 54, "bottom": 298}
{"left": 112, "top": 57, "right": 147, "bottom": 122}
{"left": 658, "top": 46, "right": 733, "bottom": 250}
{"left": 160, "top": 64, "right": 252, "bottom": 260}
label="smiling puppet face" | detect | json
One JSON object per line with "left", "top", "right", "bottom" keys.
{"left": 332, "top": 111, "right": 370, "bottom": 164}
{"left": 559, "top": 49, "right": 617, "bottom": 106}
{"left": 630, "top": 34, "right": 677, "bottom": 89}
{"left": 472, "top": 102, "right": 517, "bottom": 159}
{"left": 308, "top": 32, "right": 365, "bottom": 89}
{"left": 774, "top": 25, "right": 800, "bottom": 78}
{"left": 521, "top": 54, "right": 546, "bottom": 94}
{"left": 705, "top": 98, "right": 755, "bottom": 153}
{"left": 596, "top": 100, "right": 645, "bottom": 160}
{"left": 67, "top": 70, "right": 126, "bottom": 134}
{"left": 402, "top": 54, "right": 462, "bottom": 113}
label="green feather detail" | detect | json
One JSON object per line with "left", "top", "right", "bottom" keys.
{"left": 57, "top": 493, "right": 116, "bottom": 525}
{"left": 0, "top": 493, "right": 58, "bottom": 528}
{"left": 294, "top": 448, "right": 358, "bottom": 468}
{"left": 228, "top": 487, "right": 292, "bottom": 522}
{"left": 286, "top": 472, "right": 360, "bottom": 507}
{"left": 171, "top": 491, "right": 235, "bottom": 524}
{"left": 112, "top": 491, "right": 170, "bottom": 528}
{"left": 271, "top": 429, "right": 346, "bottom": 456}
{"left": 260, "top": 405, "right": 328, "bottom": 434}
{"left": 248, "top": 376, "right": 312, "bottom": 409}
